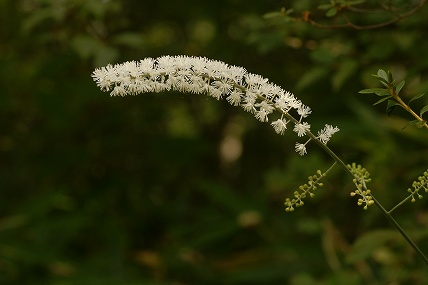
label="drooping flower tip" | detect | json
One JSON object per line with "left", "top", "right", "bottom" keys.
{"left": 91, "top": 55, "right": 340, "bottom": 156}
{"left": 91, "top": 56, "right": 313, "bottom": 124}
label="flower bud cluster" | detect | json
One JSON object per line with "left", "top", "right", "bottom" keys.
{"left": 350, "top": 189, "right": 374, "bottom": 210}
{"left": 407, "top": 170, "right": 428, "bottom": 202}
{"left": 348, "top": 163, "right": 374, "bottom": 210}
{"left": 92, "top": 55, "right": 339, "bottom": 155}
{"left": 284, "top": 170, "right": 325, "bottom": 212}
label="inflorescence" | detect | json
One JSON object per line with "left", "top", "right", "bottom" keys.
{"left": 92, "top": 55, "right": 339, "bottom": 155}
{"left": 348, "top": 163, "right": 374, "bottom": 210}
{"left": 407, "top": 170, "right": 428, "bottom": 202}
{"left": 284, "top": 169, "right": 325, "bottom": 212}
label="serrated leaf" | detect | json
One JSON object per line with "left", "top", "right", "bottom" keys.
{"left": 394, "top": 80, "right": 405, "bottom": 94}
{"left": 420, "top": 105, "right": 428, "bottom": 118}
{"left": 408, "top": 93, "right": 425, "bottom": 105}
{"left": 372, "top": 96, "right": 392, "bottom": 106}
{"left": 386, "top": 99, "right": 401, "bottom": 116}
{"left": 377, "top": 69, "right": 388, "bottom": 82}
{"left": 359, "top": 88, "right": 390, "bottom": 96}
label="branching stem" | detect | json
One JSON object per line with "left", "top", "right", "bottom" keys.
{"left": 388, "top": 85, "right": 428, "bottom": 130}
{"left": 291, "top": 0, "right": 426, "bottom": 30}
{"left": 388, "top": 194, "right": 413, "bottom": 214}
{"left": 282, "top": 111, "right": 428, "bottom": 265}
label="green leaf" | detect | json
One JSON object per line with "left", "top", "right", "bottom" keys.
{"left": 408, "top": 93, "right": 425, "bottom": 105}
{"left": 370, "top": 74, "right": 390, "bottom": 87}
{"left": 377, "top": 69, "right": 388, "bottom": 82}
{"left": 372, "top": 96, "right": 392, "bottom": 106}
{"left": 359, "top": 88, "right": 390, "bottom": 96}
{"left": 387, "top": 70, "right": 394, "bottom": 83}
{"left": 386, "top": 99, "right": 401, "bottom": 116}
{"left": 263, "top": 12, "right": 283, "bottom": 19}
{"left": 415, "top": 120, "right": 427, "bottom": 128}
{"left": 326, "top": 7, "right": 338, "bottom": 17}
{"left": 420, "top": 105, "right": 428, "bottom": 118}
{"left": 394, "top": 80, "right": 405, "bottom": 94}
{"left": 401, "top": 119, "right": 422, "bottom": 131}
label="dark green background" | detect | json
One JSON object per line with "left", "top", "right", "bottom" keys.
{"left": 1, "top": 0, "right": 428, "bottom": 284}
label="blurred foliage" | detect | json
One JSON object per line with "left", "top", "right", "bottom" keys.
{"left": 1, "top": 0, "right": 428, "bottom": 284}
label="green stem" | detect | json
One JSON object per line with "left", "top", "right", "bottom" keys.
{"left": 242, "top": 85, "right": 427, "bottom": 264}
{"left": 373, "top": 196, "right": 428, "bottom": 265}
{"left": 389, "top": 85, "right": 428, "bottom": 130}
{"left": 283, "top": 113, "right": 428, "bottom": 265}
{"left": 388, "top": 194, "right": 413, "bottom": 214}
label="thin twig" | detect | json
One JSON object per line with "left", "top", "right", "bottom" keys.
{"left": 284, "top": 113, "right": 428, "bottom": 265}
{"left": 303, "top": 0, "right": 426, "bottom": 30}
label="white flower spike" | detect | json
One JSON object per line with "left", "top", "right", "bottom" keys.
{"left": 92, "top": 55, "right": 339, "bottom": 155}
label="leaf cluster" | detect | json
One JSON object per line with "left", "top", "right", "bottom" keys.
{"left": 318, "top": 0, "right": 366, "bottom": 18}
{"left": 264, "top": 0, "right": 425, "bottom": 30}
{"left": 359, "top": 69, "right": 428, "bottom": 130}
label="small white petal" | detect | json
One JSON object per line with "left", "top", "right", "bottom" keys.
{"left": 293, "top": 122, "right": 311, "bottom": 137}
{"left": 295, "top": 143, "right": 307, "bottom": 156}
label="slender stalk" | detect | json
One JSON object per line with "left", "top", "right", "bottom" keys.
{"left": 93, "top": 56, "right": 428, "bottom": 265}
{"left": 389, "top": 86, "right": 428, "bottom": 130}
{"left": 301, "top": 0, "right": 426, "bottom": 30}
{"left": 283, "top": 112, "right": 428, "bottom": 265}
{"left": 373, "top": 196, "right": 428, "bottom": 265}
{"left": 388, "top": 194, "right": 413, "bottom": 214}
{"left": 282, "top": 112, "right": 350, "bottom": 171}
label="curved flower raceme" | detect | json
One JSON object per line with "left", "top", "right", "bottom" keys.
{"left": 92, "top": 55, "right": 339, "bottom": 155}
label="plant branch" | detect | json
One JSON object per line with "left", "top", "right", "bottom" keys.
{"left": 301, "top": 0, "right": 426, "bottom": 30}
{"left": 373, "top": 196, "right": 428, "bottom": 265}
{"left": 388, "top": 85, "right": 428, "bottom": 130}
{"left": 388, "top": 194, "right": 413, "bottom": 214}
{"left": 282, "top": 111, "right": 428, "bottom": 265}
